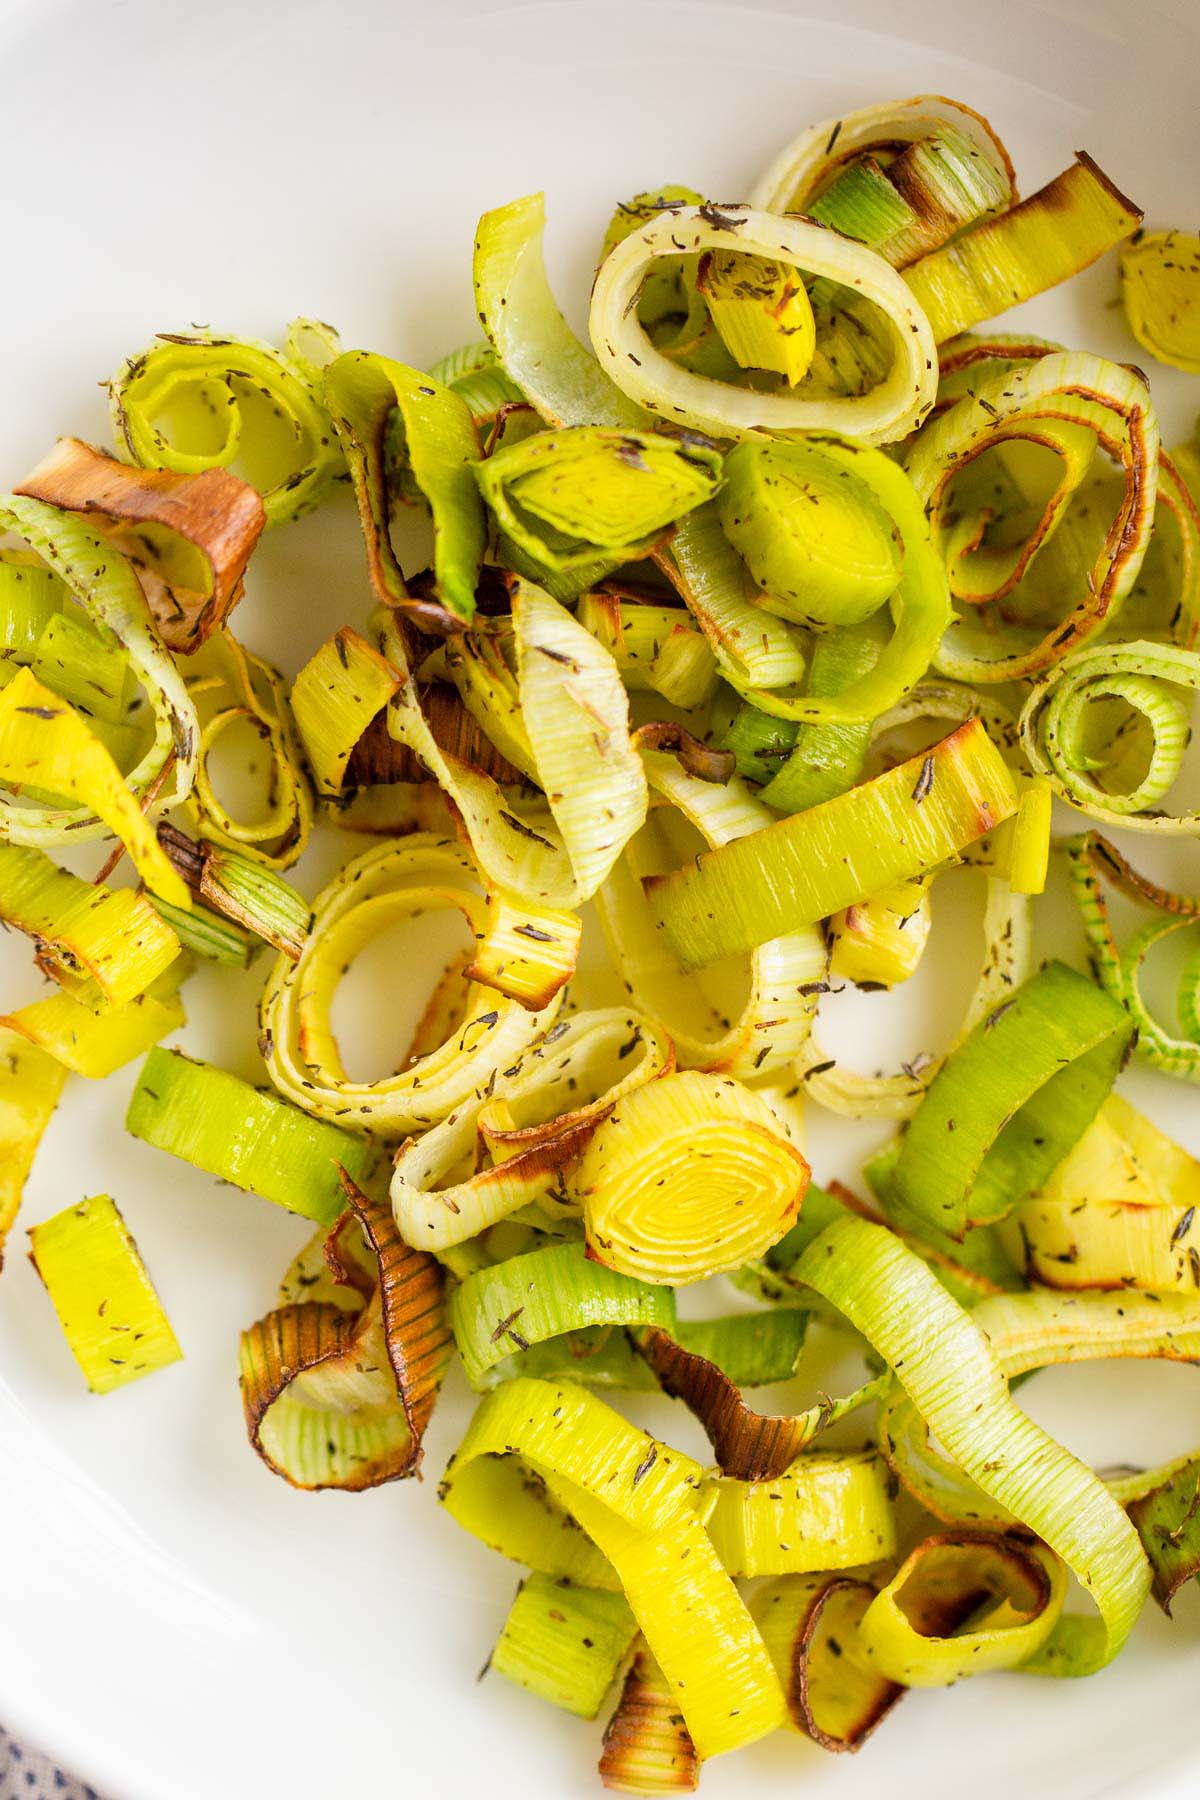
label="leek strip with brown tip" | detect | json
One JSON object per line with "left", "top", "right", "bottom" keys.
{"left": 156, "top": 822, "right": 310, "bottom": 961}
{"left": 599, "top": 1641, "right": 700, "bottom": 1794}
{"left": 750, "top": 1574, "right": 902, "bottom": 1752}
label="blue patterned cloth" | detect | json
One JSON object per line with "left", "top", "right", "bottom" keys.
{"left": 0, "top": 1728, "right": 98, "bottom": 1800}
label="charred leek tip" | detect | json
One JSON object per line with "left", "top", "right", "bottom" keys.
{"left": 599, "top": 1642, "right": 700, "bottom": 1794}
{"left": 1121, "top": 230, "right": 1200, "bottom": 374}
{"left": 1, "top": 966, "right": 187, "bottom": 1079}
{"left": 493, "top": 1574, "right": 637, "bottom": 1721}
{"left": 28, "top": 1194, "right": 181, "bottom": 1393}
{"left": 125, "top": 1046, "right": 373, "bottom": 1225}
{"left": 108, "top": 325, "right": 343, "bottom": 526}
{"left": 576, "top": 1070, "right": 809, "bottom": 1285}
{"left": 323, "top": 349, "right": 486, "bottom": 628}
{"left": 0, "top": 1029, "right": 66, "bottom": 1265}
{"left": 696, "top": 249, "right": 816, "bottom": 385}
{"left": 475, "top": 426, "right": 721, "bottom": 601}
{"left": 646, "top": 718, "right": 1016, "bottom": 970}
{"left": 0, "top": 667, "right": 189, "bottom": 909}
{"left": 751, "top": 1575, "right": 902, "bottom": 1753}
{"left": 891, "top": 959, "right": 1133, "bottom": 1238}
{"left": 717, "top": 439, "right": 902, "bottom": 629}
{"left": 589, "top": 202, "right": 938, "bottom": 445}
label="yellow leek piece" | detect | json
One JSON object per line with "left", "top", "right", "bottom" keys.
{"left": 28, "top": 1194, "right": 182, "bottom": 1393}
{"left": 0, "top": 842, "right": 179, "bottom": 1007}
{"left": 697, "top": 250, "right": 815, "bottom": 385}
{"left": 992, "top": 775, "right": 1052, "bottom": 896}
{"left": 0, "top": 1029, "right": 66, "bottom": 1263}
{"left": 0, "top": 668, "right": 187, "bottom": 908}
{"left": 702, "top": 1450, "right": 896, "bottom": 1577}
{"left": 750, "top": 1574, "right": 901, "bottom": 1751}
{"left": 1121, "top": 230, "right": 1200, "bottom": 374}
{"left": 575, "top": 1069, "right": 809, "bottom": 1285}
{"left": 829, "top": 876, "right": 933, "bottom": 989}
{"left": 1, "top": 968, "right": 186, "bottom": 1078}
{"left": 290, "top": 626, "right": 401, "bottom": 798}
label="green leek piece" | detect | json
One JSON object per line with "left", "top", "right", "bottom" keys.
{"left": 758, "top": 616, "right": 885, "bottom": 812}
{"left": 795, "top": 1215, "right": 1149, "bottom": 1675}
{"left": 1121, "top": 230, "right": 1200, "bottom": 373}
{"left": 492, "top": 1573, "right": 637, "bottom": 1718}
{"left": 324, "top": 350, "right": 486, "bottom": 627}
{"left": 890, "top": 960, "right": 1133, "bottom": 1238}
{"left": 574, "top": 593, "right": 718, "bottom": 711}
{"left": 150, "top": 894, "right": 256, "bottom": 968}
{"left": 476, "top": 425, "right": 721, "bottom": 602}
{"left": 28, "top": 1194, "right": 182, "bottom": 1393}
{"left": 125, "top": 1046, "right": 372, "bottom": 1226}
{"left": 30, "top": 610, "right": 133, "bottom": 726}
{"left": 0, "top": 551, "right": 66, "bottom": 660}
{"left": 646, "top": 718, "right": 1016, "bottom": 969}
{"left": 905, "top": 154, "right": 1142, "bottom": 343}
{"left": 450, "top": 1241, "right": 675, "bottom": 1386}
{"left": 1127, "top": 1458, "right": 1200, "bottom": 1613}
{"left": 808, "top": 155, "right": 916, "bottom": 246}
{"left": 718, "top": 439, "right": 901, "bottom": 629}
{"left": 718, "top": 701, "right": 798, "bottom": 785}
{"left": 0, "top": 842, "right": 179, "bottom": 1008}
{"left": 109, "top": 324, "right": 343, "bottom": 525}
{"left": 665, "top": 503, "right": 809, "bottom": 694}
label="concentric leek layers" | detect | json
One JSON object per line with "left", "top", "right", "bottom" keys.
{"left": 589, "top": 202, "right": 937, "bottom": 445}
{"left": 795, "top": 1216, "right": 1151, "bottom": 1676}
{"left": 259, "top": 834, "right": 565, "bottom": 1136}
{"left": 646, "top": 718, "right": 1016, "bottom": 969}
{"left": 126, "top": 1046, "right": 373, "bottom": 1226}
{"left": 598, "top": 1640, "right": 699, "bottom": 1793}
{"left": 16, "top": 435, "right": 265, "bottom": 653}
{"left": 1120, "top": 230, "right": 1200, "bottom": 373}
{"left": 439, "top": 1377, "right": 787, "bottom": 1760}
{"left": 28, "top": 1194, "right": 181, "bottom": 1394}
{"left": 576, "top": 1070, "right": 809, "bottom": 1285}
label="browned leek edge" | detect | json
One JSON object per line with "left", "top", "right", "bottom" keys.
{"left": 629, "top": 722, "right": 734, "bottom": 785}
{"left": 346, "top": 680, "right": 525, "bottom": 788}
{"left": 1088, "top": 832, "right": 1200, "bottom": 920}
{"left": 156, "top": 821, "right": 307, "bottom": 961}
{"left": 785, "top": 1578, "right": 902, "bottom": 1751}
{"left": 237, "top": 1171, "right": 451, "bottom": 1489}
{"left": 1126, "top": 1462, "right": 1200, "bottom": 1614}
{"left": 16, "top": 435, "right": 265, "bottom": 652}
{"left": 637, "top": 1325, "right": 815, "bottom": 1481}
{"left": 599, "top": 1640, "right": 700, "bottom": 1795}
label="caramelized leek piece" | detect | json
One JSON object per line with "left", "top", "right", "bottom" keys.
{"left": 476, "top": 426, "right": 721, "bottom": 601}
{"left": 16, "top": 436, "right": 265, "bottom": 653}
{"left": 1019, "top": 1094, "right": 1200, "bottom": 1292}
{"left": 1120, "top": 230, "right": 1200, "bottom": 373}
{"left": 493, "top": 1574, "right": 637, "bottom": 1719}
{"left": 1127, "top": 1459, "right": 1200, "bottom": 1613}
{"left": 0, "top": 669, "right": 188, "bottom": 907}
{"left": 450, "top": 1241, "right": 674, "bottom": 1386}
{"left": 0, "top": 1030, "right": 66, "bottom": 1264}
{"left": 324, "top": 350, "right": 486, "bottom": 627}
{"left": 577, "top": 1070, "right": 807, "bottom": 1284}
{"left": 829, "top": 877, "right": 933, "bottom": 989}
{"left": 751, "top": 1574, "right": 901, "bottom": 1751}
{"left": 28, "top": 1194, "right": 181, "bottom": 1393}
{"left": 109, "top": 324, "right": 343, "bottom": 525}
{"left": 858, "top": 1533, "right": 1065, "bottom": 1685}
{"left": 259, "top": 834, "right": 562, "bottom": 1134}
{"left": 646, "top": 719, "right": 1016, "bottom": 969}
{"left": 156, "top": 823, "right": 310, "bottom": 961}
{"left": 239, "top": 1175, "right": 452, "bottom": 1488}
{"left": 0, "top": 843, "right": 179, "bottom": 1007}
{"left": 717, "top": 439, "right": 901, "bottom": 628}
{"left": 126, "top": 1046, "right": 372, "bottom": 1225}
{"left": 590, "top": 203, "right": 937, "bottom": 444}
{"left": 702, "top": 1449, "right": 896, "bottom": 1577}
{"left": 796, "top": 1215, "right": 1151, "bottom": 1675}
{"left": 599, "top": 1642, "right": 699, "bottom": 1794}
{"left": 890, "top": 961, "right": 1133, "bottom": 1237}
{"left": 2, "top": 967, "right": 186, "bottom": 1078}
{"left": 696, "top": 249, "right": 815, "bottom": 384}
{"left": 290, "top": 625, "right": 402, "bottom": 798}
{"left": 439, "top": 1378, "right": 787, "bottom": 1758}
{"left": 904, "top": 154, "right": 1142, "bottom": 342}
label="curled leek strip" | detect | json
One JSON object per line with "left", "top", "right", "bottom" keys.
{"left": 589, "top": 203, "right": 937, "bottom": 444}
{"left": 575, "top": 1069, "right": 809, "bottom": 1285}
{"left": 829, "top": 877, "right": 933, "bottom": 990}
{"left": 646, "top": 718, "right": 1017, "bottom": 970}
{"left": 391, "top": 1008, "right": 672, "bottom": 1251}
{"left": 795, "top": 1215, "right": 1151, "bottom": 1677}
{"left": 439, "top": 1377, "right": 788, "bottom": 1759}
{"left": 750, "top": 1574, "right": 902, "bottom": 1751}
{"left": 1021, "top": 641, "right": 1200, "bottom": 831}
{"left": 0, "top": 1031, "right": 66, "bottom": 1265}
{"left": 660, "top": 503, "right": 809, "bottom": 694}
{"left": 0, "top": 498, "right": 196, "bottom": 853}
{"left": 109, "top": 324, "right": 343, "bottom": 526}
{"left": 1120, "top": 230, "right": 1200, "bottom": 374}
{"left": 27, "top": 1194, "right": 182, "bottom": 1394}
{"left": 475, "top": 425, "right": 722, "bottom": 602}
{"left": 751, "top": 94, "right": 1015, "bottom": 230}
{"left": 239, "top": 1174, "right": 453, "bottom": 1490}
{"left": 259, "top": 834, "right": 565, "bottom": 1136}
{"left": 180, "top": 631, "right": 313, "bottom": 868}
{"left": 595, "top": 745, "right": 828, "bottom": 1079}
{"left": 889, "top": 960, "right": 1133, "bottom": 1239}
{"left": 907, "top": 351, "right": 1159, "bottom": 683}
{"left": 324, "top": 350, "right": 486, "bottom": 628}
{"left": 1018, "top": 1093, "right": 1200, "bottom": 1292}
